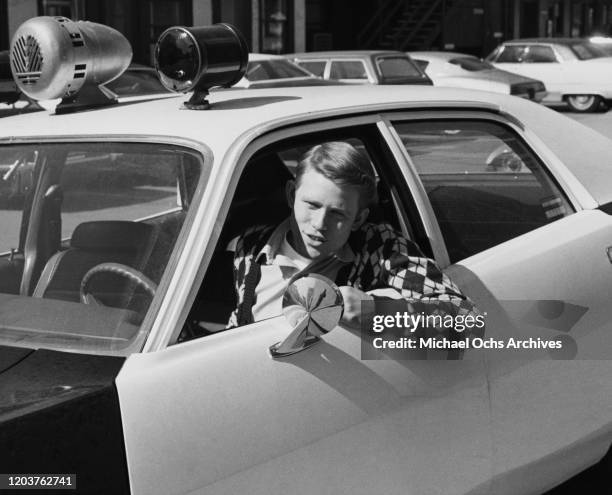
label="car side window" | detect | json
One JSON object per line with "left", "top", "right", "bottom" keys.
{"left": 496, "top": 45, "right": 526, "bottom": 63}
{"left": 296, "top": 60, "right": 326, "bottom": 77}
{"left": 524, "top": 45, "right": 557, "bottom": 63}
{"left": 329, "top": 60, "right": 368, "bottom": 80}
{"left": 180, "top": 133, "right": 407, "bottom": 343}
{"left": 393, "top": 120, "right": 573, "bottom": 263}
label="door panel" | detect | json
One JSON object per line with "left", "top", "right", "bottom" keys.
{"left": 446, "top": 210, "right": 612, "bottom": 492}
{"left": 117, "top": 317, "right": 491, "bottom": 494}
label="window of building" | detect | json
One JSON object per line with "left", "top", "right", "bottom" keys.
{"left": 259, "top": 0, "right": 293, "bottom": 53}
{"left": 40, "top": 0, "right": 83, "bottom": 18}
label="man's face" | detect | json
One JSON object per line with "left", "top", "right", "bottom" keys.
{"left": 287, "top": 168, "right": 368, "bottom": 260}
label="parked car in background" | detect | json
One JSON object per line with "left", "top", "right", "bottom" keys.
{"left": 103, "top": 63, "right": 173, "bottom": 99}
{"left": 409, "top": 51, "right": 547, "bottom": 102}
{"left": 233, "top": 53, "right": 340, "bottom": 88}
{"left": 589, "top": 35, "right": 612, "bottom": 56}
{"left": 289, "top": 50, "right": 432, "bottom": 85}
{"left": 486, "top": 38, "right": 612, "bottom": 112}
{"left": 3, "top": 17, "right": 612, "bottom": 495}
{"left": 0, "top": 92, "right": 45, "bottom": 118}
{"left": 6, "top": 63, "right": 176, "bottom": 115}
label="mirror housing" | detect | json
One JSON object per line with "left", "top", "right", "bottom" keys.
{"left": 270, "top": 274, "right": 344, "bottom": 358}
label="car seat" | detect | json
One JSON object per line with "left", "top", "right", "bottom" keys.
{"left": 33, "top": 220, "right": 157, "bottom": 306}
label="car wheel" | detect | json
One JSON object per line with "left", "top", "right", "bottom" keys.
{"left": 566, "top": 94, "right": 602, "bottom": 112}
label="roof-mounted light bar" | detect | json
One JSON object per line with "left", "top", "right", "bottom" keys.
{"left": 10, "top": 16, "right": 132, "bottom": 114}
{"left": 155, "top": 23, "right": 248, "bottom": 110}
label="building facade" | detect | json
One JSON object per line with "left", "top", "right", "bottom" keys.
{"left": 2, "top": 0, "right": 612, "bottom": 61}
{"left": 1, "top": 0, "right": 306, "bottom": 63}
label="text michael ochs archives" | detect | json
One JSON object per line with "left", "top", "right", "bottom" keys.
{"left": 360, "top": 299, "right": 565, "bottom": 360}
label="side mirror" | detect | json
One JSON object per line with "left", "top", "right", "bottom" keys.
{"left": 269, "top": 274, "right": 343, "bottom": 358}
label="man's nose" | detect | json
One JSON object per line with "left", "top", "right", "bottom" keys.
{"left": 311, "top": 209, "right": 328, "bottom": 231}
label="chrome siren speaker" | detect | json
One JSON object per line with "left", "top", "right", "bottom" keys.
{"left": 155, "top": 23, "right": 248, "bottom": 109}
{"left": 10, "top": 16, "right": 131, "bottom": 110}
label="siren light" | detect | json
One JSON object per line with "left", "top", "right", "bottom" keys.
{"left": 10, "top": 16, "right": 132, "bottom": 113}
{"left": 155, "top": 23, "right": 248, "bottom": 109}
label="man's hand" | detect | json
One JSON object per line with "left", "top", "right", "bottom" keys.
{"left": 338, "top": 286, "right": 373, "bottom": 330}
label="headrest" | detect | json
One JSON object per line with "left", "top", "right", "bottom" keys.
{"left": 235, "top": 153, "right": 293, "bottom": 198}
{"left": 71, "top": 221, "right": 155, "bottom": 251}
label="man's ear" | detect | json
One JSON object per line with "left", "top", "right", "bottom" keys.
{"left": 352, "top": 208, "right": 369, "bottom": 231}
{"left": 285, "top": 180, "right": 296, "bottom": 208}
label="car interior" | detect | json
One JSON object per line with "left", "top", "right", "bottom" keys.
{"left": 0, "top": 144, "right": 196, "bottom": 348}
{"left": 181, "top": 135, "right": 411, "bottom": 342}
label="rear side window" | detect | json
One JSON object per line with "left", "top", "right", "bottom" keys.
{"left": 296, "top": 60, "right": 326, "bottom": 77}
{"left": 393, "top": 120, "right": 573, "bottom": 263}
{"left": 376, "top": 56, "right": 429, "bottom": 84}
{"left": 569, "top": 41, "right": 607, "bottom": 60}
{"left": 246, "top": 60, "right": 311, "bottom": 81}
{"left": 329, "top": 60, "right": 368, "bottom": 80}
{"left": 496, "top": 45, "right": 526, "bottom": 63}
{"left": 524, "top": 45, "right": 557, "bottom": 63}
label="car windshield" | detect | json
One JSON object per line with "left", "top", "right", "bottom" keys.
{"left": 375, "top": 56, "right": 430, "bottom": 84}
{"left": 246, "top": 59, "right": 313, "bottom": 81}
{"left": 449, "top": 56, "right": 495, "bottom": 71}
{"left": 594, "top": 43, "right": 612, "bottom": 56}
{"left": 567, "top": 41, "right": 608, "bottom": 59}
{"left": 104, "top": 69, "right": 172, "bottom": 97}
{"left": 0, "top": 142, "right": 205, "bottom": 355}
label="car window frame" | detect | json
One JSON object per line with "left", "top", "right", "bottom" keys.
{"left": 157, "top": 113, "right": 436, "bottom": 349}
{"left": 382, "top": 110, "right": 584, "bottom": 268}
{"left": 146, "top": 107, "right": 595, "bottom": 352}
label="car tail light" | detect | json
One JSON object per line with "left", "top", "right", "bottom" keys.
{"left": 511, "top": 81, "right": 545, "bottom": 98}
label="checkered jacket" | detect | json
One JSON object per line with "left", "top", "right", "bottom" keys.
{"left": 228, "top": 222, "right": 479, "bottom": 328}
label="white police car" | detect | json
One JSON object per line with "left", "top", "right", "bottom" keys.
{"left": 1, "top": 16, "right": 612, "bottom": 495}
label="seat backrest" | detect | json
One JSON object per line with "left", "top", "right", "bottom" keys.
{"left": 33, "top": 220, "right": 156, "bottom": 303}
{"left": 219, "top": 152, "right": 293, "bottom": 245}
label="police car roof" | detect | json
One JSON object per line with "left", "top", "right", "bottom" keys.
{"left": 1, "top": 84, "right": 610, "bottom": 206}
{"left": 0, "top": 84, "right": 505, "bottom": 143}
